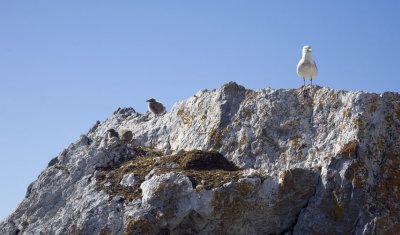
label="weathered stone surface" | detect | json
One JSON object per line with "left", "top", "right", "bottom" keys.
{"left": 1, "top": 82, "right": 400, "bottom": 235}
{"left": 120, "top": 173, "right": 136, "bottom": 188}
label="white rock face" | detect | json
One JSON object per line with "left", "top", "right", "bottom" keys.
{"left": 1, "top": 82, "right": 400, "bottom": 234}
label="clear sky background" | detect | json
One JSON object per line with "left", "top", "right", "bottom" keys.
{"left": 1, "top": 1, "right": 399, "bottom": 220}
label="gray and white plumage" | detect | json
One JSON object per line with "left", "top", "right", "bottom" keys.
{"left": 146, "top": 98, "right": 166, "bottom": 117}
{"left": 297, "top": 45, "right": 318, "bottom": 85}
{"left": 119, "top": 129, "right": 133, "bottom": 143}
{"left": 106, "top": 129, "right": 119, "bottom": 139}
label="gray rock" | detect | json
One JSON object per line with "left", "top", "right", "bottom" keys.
{"left": 1, "top": 82, "right": 400, "bottom": 235}
{"left": 120, "top": 173, "right": 135, "bottom": 187}
{"left": 113, "top": 107, "right": 136, "bottom": 119}
{"left": 88, "top": 120, "right": 101, "bottom": 134}
{"left": 47, "top": 156, "right": 59, "bottom": 168}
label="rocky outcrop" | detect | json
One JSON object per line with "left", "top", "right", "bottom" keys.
{"left": 1, "top": 82, "right": 400, "bottom": 234}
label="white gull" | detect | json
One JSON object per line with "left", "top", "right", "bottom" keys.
{"left": 297, "top": 45, "right": 318, "bottom": 85}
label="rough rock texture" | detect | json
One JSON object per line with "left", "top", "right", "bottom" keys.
{"left": 1, "top": 82, "right": 400, "bottom": 235}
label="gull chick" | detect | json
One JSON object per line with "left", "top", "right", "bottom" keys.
{"left": 106, "top": 129, "right": 119, "bottom": 139}
{"left": 297, "top": 45, "right": 318, "bottom": 85}
{"left": 146, "top": 98, "right": 166, "bottom": 117}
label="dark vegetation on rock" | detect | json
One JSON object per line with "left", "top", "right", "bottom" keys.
{"left": 180, "top": 150, "right": 238, "bottom": 171}
{"left": 96, "top": 148, "right": 243, "bottom": 201}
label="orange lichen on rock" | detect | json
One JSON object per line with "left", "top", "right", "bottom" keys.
{"left": 374, "top": 216, "right": 400, "bottom": 235}
{"left": 237, "top": 181, "right": 254, "bottom": 197}
{"left": 395, "top": 106, "right": 400, "bottom": 120}
{"left": 343, "top": 159, "right": 368, "bottom": 188}
{"left": 177, "top": 109, "right": 193, "bottom": 125}
{"left": 332, "top": 202, "right": 344, "bottom": 222}
{"left": 339, "top": 140, "right": 358, "bottom": 157}
{"left": 124, "top": 217, "right": 159, "bottom": 235}
{"left": 208, "top": 127, "right": 228, "bottom": 149}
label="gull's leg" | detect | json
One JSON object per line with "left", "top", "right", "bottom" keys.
{"left": 303, "top": 77, "right": 305, "bottom": 86}
{"left": 311, "top": 78, "right": 313, "bottom": 85}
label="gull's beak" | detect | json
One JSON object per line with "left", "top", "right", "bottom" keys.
{"left": 307, "top": 48, "right": 313, "bottom": 52}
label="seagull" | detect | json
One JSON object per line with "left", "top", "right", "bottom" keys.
{"left": 106, "top": 129, "right": 119, "bottom": 139}
{"left": 146, "top": 98, "right": 166, "bottom": 117}
{"left": 297, "top": 45, "right": 318, "bottom": 85}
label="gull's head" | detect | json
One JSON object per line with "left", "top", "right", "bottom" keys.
{"left": 302, "top": 45, "right": 313, "bottom": 54}
{"left": 146, "top": 98, "right": 156, "bottom": 103}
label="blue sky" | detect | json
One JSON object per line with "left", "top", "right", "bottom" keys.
{"left": 1, "top": 1, "right": 399, "bottom": 220}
